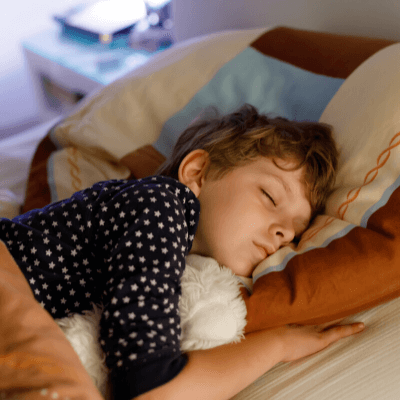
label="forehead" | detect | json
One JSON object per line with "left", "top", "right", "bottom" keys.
{"left": 247, "top": 157, "right": 312, "bottom": 214}
{"left": 244, "top": 156, "right": 306, "bottom": 182}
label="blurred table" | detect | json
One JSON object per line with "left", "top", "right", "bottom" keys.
{"left": 22, "top": 27, "right": 165, "bottom": 120}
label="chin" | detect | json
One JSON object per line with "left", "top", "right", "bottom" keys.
{"left": 227, "top": 263, "right": 252, "bottom": 278}
{"left": 214, "top": 255, "right": 251, "bottom": 277}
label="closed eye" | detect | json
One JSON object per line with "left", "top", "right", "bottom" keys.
{"left": 262, "top": 189, "right": 276, "bottom": 206}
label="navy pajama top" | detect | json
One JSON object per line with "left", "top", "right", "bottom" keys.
{"left": 0, "top": 175, "right": 200, "bottom": 400}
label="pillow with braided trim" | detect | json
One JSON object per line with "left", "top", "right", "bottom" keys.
{"left": 243, "top": 41, "right": 400, "bottom": 331}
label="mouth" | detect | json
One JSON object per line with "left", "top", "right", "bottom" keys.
{"left": 255, "top": 243, "right": 268, "bottom": 259}
{"left": 255, "top": 243, "right": 276, "bottom": 260}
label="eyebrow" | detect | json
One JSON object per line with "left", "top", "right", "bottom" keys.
{"left": 268, "top": 174, "right": 292, "bottom": 195}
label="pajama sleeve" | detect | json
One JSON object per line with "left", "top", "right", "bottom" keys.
{"left": 93, "top": 178, "right": 199, "bottom": 400}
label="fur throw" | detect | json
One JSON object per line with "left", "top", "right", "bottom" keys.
{"left": 56, "top": 254, "right": 247, "bottom": 397}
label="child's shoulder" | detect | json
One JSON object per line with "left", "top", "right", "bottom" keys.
{"left": 132, "top": 175, "right": 194, "bottom": 198}
{"left": 92, "top": 175, "right": 198, "bottom": 206}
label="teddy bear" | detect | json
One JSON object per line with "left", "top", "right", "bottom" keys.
{"left": 56, "top": 254, "right": 247, "bottom": 398}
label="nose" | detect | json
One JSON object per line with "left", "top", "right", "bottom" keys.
{"left": 270, "top": 222, "right": 295, "bottom": 248}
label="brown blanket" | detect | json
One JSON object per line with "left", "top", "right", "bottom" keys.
{"left": 0, "top": 240, "right": 104, "bottom": 399}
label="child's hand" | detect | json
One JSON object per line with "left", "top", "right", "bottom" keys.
{"left": 277, "top": 320, "right": 365, "bottom": 363}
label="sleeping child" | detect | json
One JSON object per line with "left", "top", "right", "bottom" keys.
{"left": 0, "top": 104, "right": 365, "bottom": 400}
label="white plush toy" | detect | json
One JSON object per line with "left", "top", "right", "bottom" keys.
{"left": 56, "top": 254, "right": 247, "bottom": 398}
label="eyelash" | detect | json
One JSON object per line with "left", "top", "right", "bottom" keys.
{"left": 262, "top": 189, "right": 276, "bottom": 206}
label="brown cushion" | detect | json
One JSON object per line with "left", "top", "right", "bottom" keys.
{"left": 251, "top": 26, "right": 397, "bottom": 78}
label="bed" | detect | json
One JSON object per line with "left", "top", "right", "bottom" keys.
{"left": 1, "top": 26, "right": 400, "bottom": 400}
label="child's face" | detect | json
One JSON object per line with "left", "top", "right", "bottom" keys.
{"left": 187, "top": 156, "right": 312, "bottom": 277}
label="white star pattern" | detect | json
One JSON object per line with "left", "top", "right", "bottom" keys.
{"left": 0, "top": 175, "right": 200, "bottom": 398}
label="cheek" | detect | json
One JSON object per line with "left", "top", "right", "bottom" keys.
{"left": 199, "top": 202, "right": 239, "bottom": 257}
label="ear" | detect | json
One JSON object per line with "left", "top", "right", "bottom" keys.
{"left": 178, "top": 150, "right": 210, "bottom": 197}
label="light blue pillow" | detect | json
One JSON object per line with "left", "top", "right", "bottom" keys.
{"left": 154, "top": 47, "right": 344, "bottom": 158}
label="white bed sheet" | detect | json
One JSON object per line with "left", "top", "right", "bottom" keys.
{"left": 0, "top": 117, "right": 61, "bottom": 218}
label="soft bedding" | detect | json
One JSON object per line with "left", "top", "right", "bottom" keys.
{"left": 21, "top": 25, "right": 399, "bottom": 328}
{"left": 244, "top": 40, "right": 400, "bottom": 330}
{"left": 1, "top": 25, "right": 400, "bottom": 399}
{"left": 1, "top": 118, "right": 400, "bottom": 400}
{"left": 0, "top": 118, "right": 61, "bottom": 219}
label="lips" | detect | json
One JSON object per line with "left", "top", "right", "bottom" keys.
{"left": 255, "top": 243, "right": 275, "bottom": 259}
{"left": 255, "top": 243, "right": 268, "bottom": 259}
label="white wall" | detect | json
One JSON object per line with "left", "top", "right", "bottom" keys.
{"left": 2, "top": 0, "right": 400, "bottom": 137}
{"left": 173, "top": 0, "right": 400, "bottom": 42}
{"left": 0, "top": 0, "right": 83, "bottom": 137}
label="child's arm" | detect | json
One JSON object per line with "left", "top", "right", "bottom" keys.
{"left": 135, "top": 321, "right": 365, "bottom": 400}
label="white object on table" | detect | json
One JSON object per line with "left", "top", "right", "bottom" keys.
{"left": 22, "top": 27, "right": 160, "bottom": 121}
